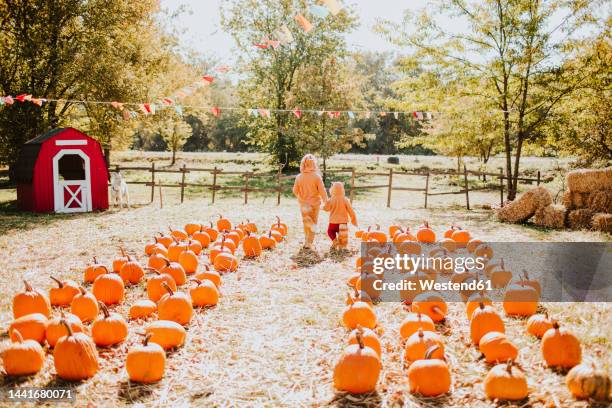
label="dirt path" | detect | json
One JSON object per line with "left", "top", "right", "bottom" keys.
{"left": 0, "top": 199, "right": 609, "bottom": 407}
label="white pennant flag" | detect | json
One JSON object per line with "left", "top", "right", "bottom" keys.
{"left": 322, "top": 0, "right": 342, "bottom": 16}
{"left": 275, "top": 25, "right": 294, "bottom": 45}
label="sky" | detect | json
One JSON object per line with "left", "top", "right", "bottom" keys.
{"left": 160, "top": 0, "right": 444, "bottom": 64}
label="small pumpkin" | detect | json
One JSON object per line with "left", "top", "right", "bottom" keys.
{"left": 178, "top": 249, "right": 199, "bottom": 274}
{"left": 145, "top": 320, "right": 186, "bottom": 350}
{"left": 242, "top": 231, "right": 263, "bottom": 257}
{"left": 91, "top": 302, "right": 128, "bottom": 347}
{"left": 148, "top": 253, "right": 169, "bottom": 271}
{"left": 541, "top": 321, "right": 581, "bottom": 369}
{"left": 2, "top": 329, "right": 45, "bottom": 376}
{"left": 203, "top": 222, "right": 219, "bottom": 242}
{"left": 271, "top": 216, "right": 287, "bottom": 236}
{"left": 145, "top": 238, "right": 166, "bottom": 257}
{"left": 146, "top": 269, "right": 178, "bottom": 302}
{"left": 484, "top": 361, "right": 528, "bottom": 401}
{"left": 189, "top": 279, "right": 219, "bottom": 307}
{"left": 411, "top": 291, "right": 447, "bottom": 323}
{"left": 49, "top": 276, "right": 80, "bottom": 307}
{"left": 216, "top": 214, "right": 232, "bottom": 231}
{"left": 487, "top": 258, "right": 513, "bottom": 289}
{"left": 466, "top": 292, "right": 493, "bottom": 319}
{"left": 158, "top": 283, "right": 193, "bottom": 326}
{"left": 70, "top": 286, "right": 99, "bottom": 323}
{"left": 503, "top": 283, "right": 538, "bottom": 317}
{"left": 119, "top": 256, "right": 145, "bottom": 284}
{"left": 451, "top": 228, "right": 471, "bottom": 245}
{"left": 112, "top": 247, "right": 130, "bottom": 273}
{"left": 466, "top": 238, "right": 483, "bottom": 253}
{"left": 126, "top": 333, "right": 166, "bottom": 383}
{"left": 9, "top": 313, "right": 48, "bottom": 344}
{"left": 407, "top": 345, "right": 451, "bottom": 397}
{"left": 404, "top": 329, "right": 445, "bottom": 361}
{"left": 156, "top": 233, "right": 173, "bottom": 248}
{"left": 259, "top": 231, "right": 277, "bottom": 250}
{"left": 399, "top": 312, "right": 435, "bottom": 340}
{"left": 526, "top": 313, "right": 553, "bottom": 338}
{"left": 367, "top": 224, "right": 388, "bottom": 243}
{"left": 53, "top": 319, "right": 99, "bottom": 381}
{"left": 473, "top": 244, "right": 494, "bottom": 260}
{"left": 342, "top": 301, "right": 377, "bottom": 330}
{"left": 186, "top": 239, "right": 203, "bottom": 255}
{"left": 192, "top": 227, "right": 211, "bottom": 248}
{"left": 566, "top": 363, "right": 610, "bottom": 401}
{"left": 333, "top": 329, "right": 381, "bottom": 394}
{"left": 160, "top": 260, "right": 187, "bottom": 286}
{"left": 129, "top": 299, "right": 157, "bottom": 320}
{"left": 470, "top": 302, "right": 505, "bottom": 344}
{"left": 84, "top": 257, "right": 108, "bottom": 283}
{"left": 348, "top": 325, "right": 381, "bottom": 357}
{"left": 13, "top": 280, "right": 51, "bottom": 319}
{"left": 516, "top": 270, "right": 542, "bottom": 297}
{"left": 416, "top": 221, "right": 436, "bottom": 243}
{"left": 213, "top": 251, "right": 238, "bottom": 273}
{"left": 184, "top": 222, "right": 202, "bottom": 236}
{"left": 167, "top": 239, "right": 188, "bottom": 262}
{"left": 478, "top": 331, "right": 518, "bottom": 364}
{"left": 45, "top": 312, "right": 85, "bottom": 348}
{"left": 92, "top": 271, "right": 125, "bottom": 305}
{"left": 194, "top": 264, "right": 222, "bottom": 288}
{"left": 168, "top": 227, "right": 188, "bottom": 241}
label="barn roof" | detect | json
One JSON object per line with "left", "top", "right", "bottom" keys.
{"left": 13, "top": 128, "right": 99, "bottom": 184}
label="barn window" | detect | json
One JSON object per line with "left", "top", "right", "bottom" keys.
{"left": 58, "top": 154, "right": 86, "bottom": 180}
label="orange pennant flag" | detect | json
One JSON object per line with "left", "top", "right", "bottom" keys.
{"left": 211, "top": 107, "right": 221, "bottom": 117}
{"left": 295, "top": 14, "right": 313, "bottom": 33}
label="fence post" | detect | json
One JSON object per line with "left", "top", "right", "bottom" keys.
{"left": 159, "top": 184, "right": 163, "bottom": 209}
{"left": 498, "top": 168, "right": 504, "bottom": 206}
{"left": 386, "top": 168, "right": 393, "bottom": 208}
{"left": 537, "top": 170, "right": 541, "bottom": 186}
{"left": 276, "top": 165, "right": 282, "bottom": 206}
{"left": 463, "top": 165, "right": 470, "bottom": 210}
{"left": 180, "top": 164, "right": 186, "bottom": 203}
{"left": 211, "top": 167, "right": 218, "bottom": 204}
{"left": 244, "top": 172, "right": 250, "bottom": 205}
{"left": 150, "top": 162, "right": 155, "bottom": 203}
{"left": 350, "top": 168, "right": 356, "bottom": 203}
{"left": 424, "top": 172, "right": 430, "bottom": 209}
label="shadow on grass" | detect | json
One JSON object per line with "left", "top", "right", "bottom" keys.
{"left": 117, "top": 380, "right": 156, "bottom": 403}
{"left": 291, "top": 247, "right": 324, "bottom": 268}
{"left": 331, "top": 391, "right": 382, "bottom": 407}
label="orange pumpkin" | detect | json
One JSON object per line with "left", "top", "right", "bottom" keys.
{"left": 479, "top": 331, "right": 518, "bottom": 363}
{"left": 119, "top": 256, "right": 145, "bottom": 284}
{"left": 407, "top": 345, "right": 451, "bottom": 397}
{"left": 178, "top": 249, "right": 199, "bottom": 274}
{"left": 541, "top": 322, "right": 582, "bottom": 369}
{"left": 45, "top": 312, "right": 85, "bottom": 348}
{"left": 148, "top": 253, "right": 169, "bottom": 271}
{"left": 470, "top": 302, "right": 505, "bottom": 344}
{"left": 84, "top": 257, "right": 108, "bottom": 283}
{"left": 451, "top": 228, "right": 471, "bottom": 245}
{"left": 526, "top": 313, "right": 554, "bottom": 338}
{"left": 416, "top": 222, "right": 436, "bottom": 243}
{"left": 466, "top": 292, "right": 492, "bottom": 319}
{"left": 347, "top": 325, "right": 381, "bottom": 357}
{"left": 53, "top": 320, "right": 99, "bottom": 380}
{"left": 49, "top": 276, "right": 80, "bottom": 307}
{"left": 333, "top": 330, "right": 381, "bottom": 394}
{"left": 167, "top": 240, "right": 188, "bottom": 262}
{"left": 484, "top": 361, "right": 528, "bottom": 401}
{"left": 213, "top": 251, "right": 238, "bottom": 273}
{"left": 126, "top": 334, "right": 166, "bottom": 383}
{"left": 157, "top": 283, "right": 193, "bottom": 326}
{"left": 91, "top": 302, "right": 128, "bottom": 347}
{"left": 203, "top": 222, "right": 219, "bottom": 242}
{"left": 411, "top": 291, "right": 447, "bottom": 322}
{"left": 399, "top": 312, "right": 435, "bottom": 340}
{"left": 92, "top": 271, "right": 125, "bottom": 305}
{"left": 112, "top": 247, "right": 130, "bottom": 273}
{"left": 184, "top": 222, "right": 202, "bottom": 236}
{"left": 242, "top": 231, "right": 262, "bottom": 257}
{"left": 342, "top": 301, "right": 377, "bottom": 329}
{"left": 160, "top": 260, "right": 187, "bottom": 286}
{"left": 145, "top": 320, "right": 186, "bottom": 350}
{"left": 194, "top": 264, "right": 222, "bottom": 288}
{"left": 271, "top": 216, "right": 287, "bottom": 236}
{"left": 259, "top": 231, "right": 277, "bottom": 250}
{"left": 217, "top": 214, "right": 232, "bottom": 231}
{"left": 169, "top": 227, "right": 188, "bottom": 241}
{"left": 189, "top": 279, "right": 219, "bottom": 307}
{"left": 503, "top": 283, "right": 538, "bottom": 317}
{"left": 70, "top": 287, "right": 99, "bottom": 323}
{"left": 129, "top": 299, "right": 157, "bottom": 320}
{"left": 2, "top": 329, "right": 45, "bottom": 376}
{"left": 487, "top": 258, "right": 513, "bottom": 289}
{"left": 13, "top": 280, "right": 51, "bottom": 319}
{"left": 146, "top": 269, "right": 178, "bottom": 302}
{"left": 192, "top": 227, "right": 211, "bottom": 248}
{"left": 566, "top": 363, "right": 611, "bottom": 401}
{"left": 404, "top": 329, "right": 445, "bottom": 361}
{"left": 9, "top": 313, "right": 48, "bottom": 344}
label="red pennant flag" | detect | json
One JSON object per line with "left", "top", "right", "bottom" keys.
{"left": 15, "top": 94, "right": 32, "bottom": 102}
{"left": 211, "top": 107, "right": 221, "bottom": 117}
{"left": 292, "top": 108, "right": 302, "bottom": 119}
{"left": 4, "top": 96, "right": 14, "bottom": 105}
{"left": 327, "top": 111, "right": 335, "bottom": 119}
{"left": 162, "top": 98, "right": 174, "bottom": 106}
{"left": 254, "top": 43, "right": 269, "bottom": 49}
{"left": 413, "top": 111, "right": 418, "bottom": 118}
{"left": 202, "top": 75, "right": 215, "bottom": 84}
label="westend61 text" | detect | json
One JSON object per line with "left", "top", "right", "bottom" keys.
{"left": 372, "top": 278, "right": 493, "bottom": 292}
{"left": 371, "top": 254, "right": 487, "bottom": 274}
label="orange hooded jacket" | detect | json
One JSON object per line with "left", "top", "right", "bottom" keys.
{"left": 323, "top": 182, "right": 357, "bottom": 225}
{"left": 292, "top": 154, "right": 328, "bottom": 207}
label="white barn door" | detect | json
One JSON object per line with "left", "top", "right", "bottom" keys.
{"left": 52, "top": 149, "right": 93, "bottom": 213}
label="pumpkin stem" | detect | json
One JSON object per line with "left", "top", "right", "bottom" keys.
{"left": 120, "top": 247, "right": 126, "bottom": 257}
{"left": 552, "top": 320, "right": 560, "bottom": 330}
{"left": 143, "top": 333, "right": 153, "bottom": 346}
{"left": 145, "top": 267, "right": 161, "bottom": 275}
{"left": 478, "top": 302, "right": 485, "bottom": 310}
{"left": 50, "top": 275, "right": 63, "bottom": 288}
{"left": 276, "top": 215, "right": 281, "bottom": 225}
{"left": 78, "top": 286, "right": 86, "bottom": 295}
{"left": 500, "top": 258, "right": 505, "bottom": 270}
{"left": 161, "top": 282, "right": 174, "bottom": 296}
{"left": 99, "top": 302, "right": 110, "bottom": 319}
{"left": 23, "top": 280, "right": 33, "bottom": 292}
{"left": 505, "top": 359, "right": 513, "bottom": 374}
{"left": 190, "top": 278, "right": 202, "bottom": 286}
{"left": 93, "top": 256, "right": 98, "bottom": 264}
{"left": 10, "top": 328, "right": 24, "bottom": 343}
{"left": 417, "top": 328, "right": 424, "bottom": 338}
{"left": 355, "top": 328, "right": 365, "bottom": 349}
{"left": 424, "top": 345, "right": 440, "bottom": 360}
{"left": 60, "top": 319, "right": 74, "bottom": 337}
{"left": 522, "top": 270, "right": 529, "bottom": 280}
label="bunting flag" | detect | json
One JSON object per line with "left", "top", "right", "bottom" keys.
{"left": 162, "top": 98, "right": 174, "bottom": 106}
{"left": 175, "top": 105, "right": 183, "bottom": 117}
{"left": 111, "top": 101, "right": 124, "bottom": 110}
{"left": 275, "top": 25, "right": 294, "bottom": 45}
{"left": 425, "top": 112, "right": 432, "bottom": 120}
{"left": 211, "top": 107, "right": 221, "bottom": 117}
{"left": 365, "top": 111, "right": 371, "bottom": 118}
{"left": 248, "top": 109, "right": 258, "bottom": 117}
{"left": 322, "top": 0, "right": 342, "bottom": 15}
{"left": 295, "top": 14, "right": 313, "bottom": 33}
{"left": 258, "top": 108, "right": 271, "bottom": 118}
{"left": 379, "top": 111, "right": 387, "bottom": 117}
{"left": 347, "top": 111, "right": 355, "bottom": 119}
{"left": 3, "top": 96, "right": 14, "bottom": 105}
{"left": 292, "top": 108, "right": 302, "bottom": 119}
{"left": 413, "top": 111, "right": 424, "bottom": 120}
{"left": 215, "top": 66, "right": 231, "bottom": 73}
{"left": 130, "top": 111, "right": 138, "bottom": 119}
{"left": 393, "top": 112, "right": 399, "bottom": 119}
{"left": 309, "top": 5, "right": 330, "bottom": 18}
{"left": 267, "top": 39, "right": 281, "bottom": 49}
{"left": 317, "top": 110, "right": 324, "bottom": 116}
{"left": 149, "top": 104, "right": 157, "bottom": 115}
{"left": 15, "top": 94, "right": 32, "bottom": 102}
{"left": 139, "top": 104, "right": 150, "bottom": 115}
{"left": 254, "top": 42, "right": 269, "bottom": 49}
{"left": 30, "top": 98, "right": 45, "bottom": 106}
{"left": 122, "top": 110, "right": 131, "bottom": 121}
{"left": 202, "top": 75, "right": 215, "bottom": 84}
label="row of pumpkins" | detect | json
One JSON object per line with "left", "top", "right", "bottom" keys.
{"left": 2, "top": 215, "right": 288, "bottom": 384}
{"left": 333, "top": 223, "right": 610, "bottom": 402}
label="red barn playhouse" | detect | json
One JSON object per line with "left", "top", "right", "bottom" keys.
{"left": 14, "top": 128, "right": 109, "bottom": 213}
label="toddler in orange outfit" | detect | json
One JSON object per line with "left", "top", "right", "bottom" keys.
{"left": 323, "top": 182, "right": 357, "bottom": 249}
{"left": 292, "top": 154, "right": 328, "bottom": 248}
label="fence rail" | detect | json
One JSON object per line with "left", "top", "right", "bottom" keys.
{"left": 109, "top": 162, "right": 549, "bottom": 210}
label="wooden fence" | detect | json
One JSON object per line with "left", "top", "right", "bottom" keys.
{"left": 110, "top": 163, "right": 550, "bottom": 210}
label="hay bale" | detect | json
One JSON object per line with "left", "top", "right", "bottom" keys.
{"left": 562, "top": 191, "right": 583, "bottom": 210}
{"left": 592, "top": 213, "right": 612, "bottom": 233}
{"left": 534, "top": 204, "right": 566, "bottom": 229}
{"left": 567, "top": 209, "right": 593, "bottom": 230}
{"left": 585, "top": 190, "right": 612, "bottom": 213}
{"left": 496, "top": 186, "right": 552, "bottom": 223}
{"left": 566, "top": 167, "right": 612, "bottom": 193}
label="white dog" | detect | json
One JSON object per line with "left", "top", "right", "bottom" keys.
{"left": 110, "top": 171, "right": 130, "bottom": 209}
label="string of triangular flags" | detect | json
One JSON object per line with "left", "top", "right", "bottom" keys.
{"left": 0, "top": 93, "right": 434, "bottom": 121}
{"left": 253, "top": 0, "right": 342, "bottom": 50}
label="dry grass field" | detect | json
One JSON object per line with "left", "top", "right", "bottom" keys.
{"left": 0, "top": 152, "right": 609, "bottom": 407}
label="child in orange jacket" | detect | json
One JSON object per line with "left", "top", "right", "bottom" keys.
{"left": 323, "top": 182, "right": 357, "bottom": 249}
{"left": 293, "top": 154, "right": 328, "bottom": 248}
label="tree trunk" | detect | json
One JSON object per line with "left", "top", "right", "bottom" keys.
{"left": 171, "top": 148, "right": 176, "bottom": 166}
{"left": 103, "top": 148, "right": 111, "bottom": 171}
{"left": 503, "top": 111, "right": 514, "bottom": 201}
{"left": 323, "top": 157, "right": 327, "bottom": 183}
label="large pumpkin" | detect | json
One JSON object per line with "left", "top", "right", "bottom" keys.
{"left": 333, "top": 330, "right": 381, "bottom": 394}
{"left": 53, "top": 320, "right": 99, "bottom": 381}
{"left": 126, "top": 334, "right": 166, "bottom": 383}
{"left": 566, "top": 363, "right": 610, "bottom": 401}
{"left": 91, "top": 302, "right": 128, "bottom": 347}
{"left": 484, "top": 361, "right": 528, "bottom": 401}
{"left": 2, "top": 329, "right": 45, "bottom": 376}
{"left": 342, "top": 301, "right": 377, "bottom": 330}
{"left": 145, "top": 320, "right": 186, "bottom": 350}
{"left": 407, "top": 345, "right": 451, "bottom": 397}
{"left": 189, "top": 279, "right": 219, "bottom": 307}
{"left": 157, "top": 283, "right": 193, "bottom": 326}
{"left": 470, "top": 303, "right": 505, "bottom": 344}
{"left": 45, "top": 312, "right": 85, "bottom": 348}
{"left": 92, "top": 272, "right": 125, "bottom": 305}
{"left": 70, "top": 287, "right": 99, "bottom": 323}
{"left": 541, "top": 322, "right": 581, "bottom": 369}
{"left": 404, "top": 329, "right": 445, "bottom": 361}
{"left": 49, "top": 276, "right": 80, "bottom": 307}
{"left": 9, "top": 313, "right": 48, "bottom": 344}
{"left": 13, "top": 280, "right": 51, "bottom": 319}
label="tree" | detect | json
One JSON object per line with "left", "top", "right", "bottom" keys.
{"left": 0, "top": 0, "right": 176, "bottom": 168}
{"left": 158, "top": 117, "right": 193, "bottom": 165}
{"left": 378, "top": 0, "right": 604, "bottom": 199}
{"left": 221, "top": 0, "right": 358, "bottom": 170}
